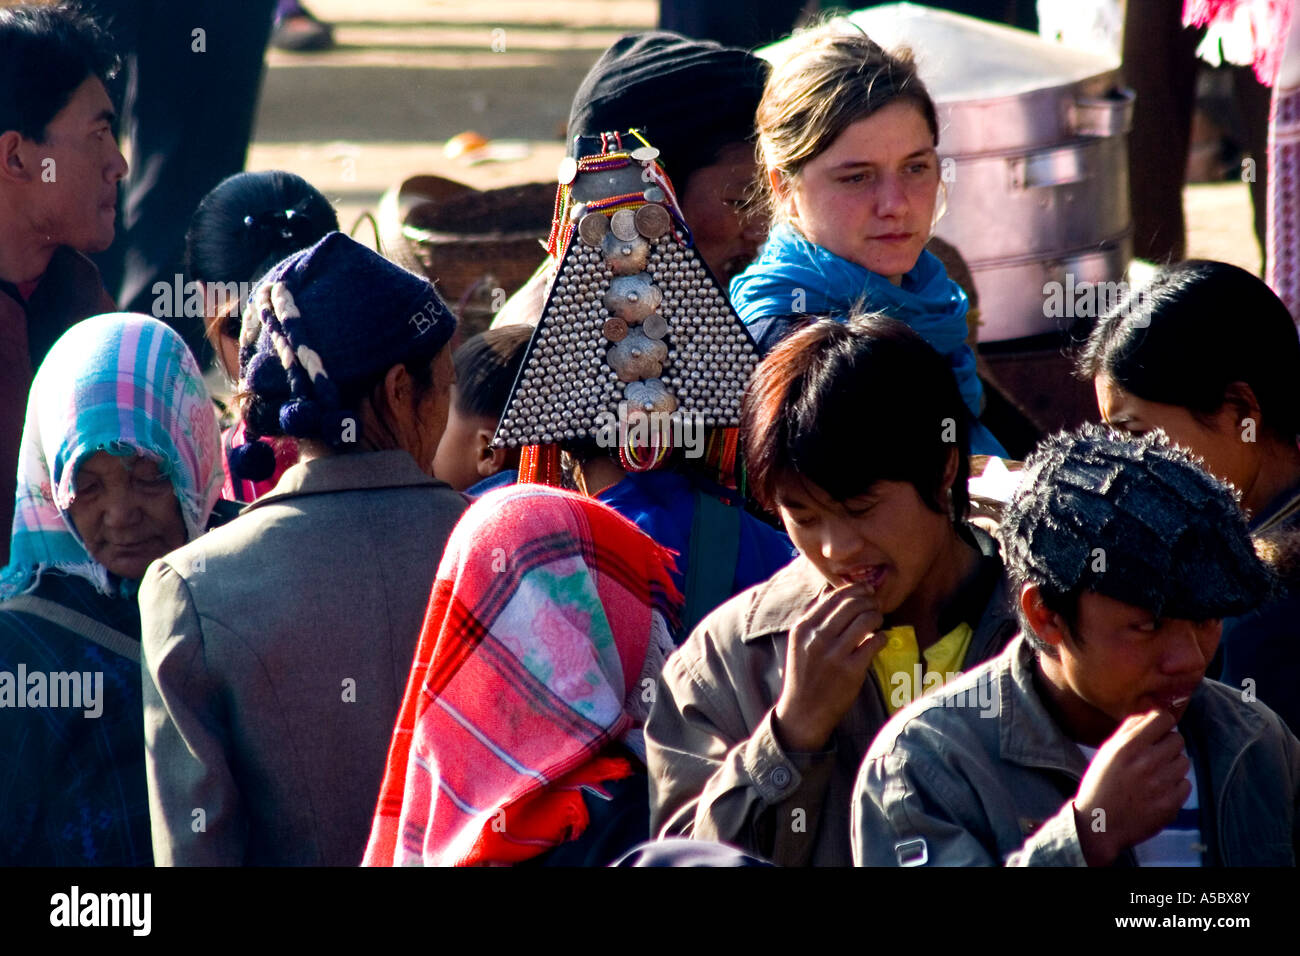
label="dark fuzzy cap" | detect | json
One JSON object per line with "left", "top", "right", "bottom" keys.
{"left": 231, "top": 233, "right": 457, "bottom": 472}
{"left": 1000, "top": 424, "right": 1273, "bottom": 620}
{"left": 567, "top": 31, "right": 768, "bottom": 186}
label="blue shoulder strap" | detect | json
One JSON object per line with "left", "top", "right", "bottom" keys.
{"left": 684, "top": 490, "right": 741, "bottom": 634}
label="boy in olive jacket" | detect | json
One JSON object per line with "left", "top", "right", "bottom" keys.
{"left": 853, "top": 426, "right": 1300, "bottom": 866}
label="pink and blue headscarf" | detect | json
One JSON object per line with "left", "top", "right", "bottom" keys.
{"left": 0, "top": 314, "right": 224, "bottom": 598}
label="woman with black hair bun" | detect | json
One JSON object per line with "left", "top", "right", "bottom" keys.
{"left": 185, "top": 170, "right": 338, "bottom": 501}
{"left": 1078, "top": 259, "right": 1300, "bottom": 732}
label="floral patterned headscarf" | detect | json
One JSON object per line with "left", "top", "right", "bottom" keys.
{"left": 364, "top": 484, "right": 682, "bottom": 866}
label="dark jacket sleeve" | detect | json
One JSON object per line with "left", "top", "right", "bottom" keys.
{"left": 852, "top": 735, "right": 1087, "bottom": 867}
{"left": 1219, "top": 599, "right": 1300, "bottom": 735}
{"left": 744, "top": 313, "right": 814, "bottom": 357}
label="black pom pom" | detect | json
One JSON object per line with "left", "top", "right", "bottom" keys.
{"left": 279, "top": 399, "right": 322, "bottom": 438}
{"left": 229, "top": 438, "right": 276, "bottom": 482}
{"left": 246, "top": 351, "right": 284, "bottom": 393}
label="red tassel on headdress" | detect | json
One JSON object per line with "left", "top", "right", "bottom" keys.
{"left": 545, "top": 182, "right": 573, "bottom": 258}
{"left": 703, "top": 427, "right": 740, "bottom": 490}
{"left": 519, "top": 443, "right": 563, "bottom": 487}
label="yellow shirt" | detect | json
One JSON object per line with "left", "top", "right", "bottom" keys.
{"left": 871, "top": 622, "right": 974, "bottom": 715}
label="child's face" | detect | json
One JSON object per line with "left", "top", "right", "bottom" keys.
{"left": 775, "top": 473, "right": 952, "bottom": 617}
{"left": 432, "top": 390, "right": 499, "bottom": 492}
{"left": 1051, "top": 591, "right": 1220, "bottom": 725}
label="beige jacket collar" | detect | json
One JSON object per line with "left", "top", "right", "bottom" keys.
{"left": 242, "top": 449, "right": 456, "bottom": 513}
{"left": 738, "top": 555, "right": 825, "bottom": 641}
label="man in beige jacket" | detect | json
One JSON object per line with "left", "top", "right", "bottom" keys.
{"left": 646, "top": 317, "right": 1018, "bottom": 865}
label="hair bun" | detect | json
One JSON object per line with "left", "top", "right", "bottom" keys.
{"left": 244, "top": 207, "right": 314, "bottom": 243}
{"left": 229, "top": 437, "right": 277, "bottom": 482}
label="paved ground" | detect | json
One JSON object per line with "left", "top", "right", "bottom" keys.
{"left": 250, "top": 0, "right": 658, "bottom": 239}
{"left": 246, "top": 0, "right": 1261, "bottom": 273}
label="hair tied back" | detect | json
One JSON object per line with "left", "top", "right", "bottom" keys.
{"left": 244, "top": 207, "right": 314, "bottom": 243}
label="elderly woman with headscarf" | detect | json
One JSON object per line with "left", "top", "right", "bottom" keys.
{"left": 0, "top": 313, "right": 226, "bottom": 866}
{"left": 363, "top": 484, "right": 681, "bottom": 867}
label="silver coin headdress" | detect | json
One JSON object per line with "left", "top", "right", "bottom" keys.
{"left": 497, "top": 130, "right": 761, "bottom": 486}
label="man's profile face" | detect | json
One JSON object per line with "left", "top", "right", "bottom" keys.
{"left": 1054, "top": 590, "right": 1221, "bottom": 724}
{"left": 22, "top": 75, "right": 127, "bottom": 253}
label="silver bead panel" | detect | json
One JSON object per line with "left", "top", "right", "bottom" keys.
{"left": 494, "top": 239, "right": 618, "bottom": 447}
{"left": 494, "top": 214, "right": 766, "bottom": 446}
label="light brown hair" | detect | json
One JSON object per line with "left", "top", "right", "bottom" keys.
{"left": 756, "top": 26, "right": 939, "bottom": 223}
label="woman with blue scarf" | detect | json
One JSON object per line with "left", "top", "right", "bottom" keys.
{"left": 729, "top": 28, "right": 1006, "bottom": 457}
{"left": 0, "top": 314, "right": 228, "bottom": 865}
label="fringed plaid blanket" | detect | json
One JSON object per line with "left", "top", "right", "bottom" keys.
{"left": 363, "top": 484, "right": 682, "bottom": 866}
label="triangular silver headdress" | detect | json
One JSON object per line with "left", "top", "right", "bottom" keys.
{"left": 495, "top": 130, "right": 761, "bottom": 484}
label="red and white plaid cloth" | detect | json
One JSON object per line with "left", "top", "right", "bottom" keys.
{"left": 363, "top": 484, "right": 682, "bottom": 866}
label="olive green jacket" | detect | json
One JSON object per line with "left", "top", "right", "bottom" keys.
{"left": 852, "top": 635, "right": 1300, "bottom": 866}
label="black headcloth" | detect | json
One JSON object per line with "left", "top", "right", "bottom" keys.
{"left": 567, "top": 31, "right": 769, "bottom": 187}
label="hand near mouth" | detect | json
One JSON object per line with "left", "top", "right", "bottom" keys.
{"left": 1072, "top": 709, "right": 1191, "bottom": 866}
{"left": 774, "top": 581, "right": 885, "bottom": 753}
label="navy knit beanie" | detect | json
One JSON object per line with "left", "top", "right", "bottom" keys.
{"left": 230, "top": 232, "right": 457, "bottom": 479}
